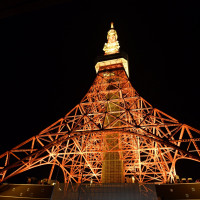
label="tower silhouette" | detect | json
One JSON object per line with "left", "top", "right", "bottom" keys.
{"left": 0, "top": 23, "right": 200, "bottom": 184}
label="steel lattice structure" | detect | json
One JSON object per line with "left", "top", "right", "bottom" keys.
{"left": 0, "top": 24, "right": 200, "bottom": 184}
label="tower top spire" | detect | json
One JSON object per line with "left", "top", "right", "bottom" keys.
{"left": 95, "top": 23, "right": 129, "bottom": 77}
{"left": 103, "top": 22, "right": 120, "bottom": 55}
{"left": 111, "top": 22, "right": 114, "bottom": 29}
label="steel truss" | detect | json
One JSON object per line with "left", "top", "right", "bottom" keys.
{"left": 0, "top": 63, "right": 200, "bottom": 183}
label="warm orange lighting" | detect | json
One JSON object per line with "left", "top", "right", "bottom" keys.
{"left": 103, "top": 22, "right": 120, "bottom": 55}
{"left": 0, "top": 23, "right": 200, "bottom": 185}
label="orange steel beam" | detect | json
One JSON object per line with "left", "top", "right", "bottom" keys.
{"left": 0, "top": 66, "right": 199, "bottom": 184}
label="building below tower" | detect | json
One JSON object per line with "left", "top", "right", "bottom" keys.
{"left": 1, "top": 182, "right": 200, "bottom": 200}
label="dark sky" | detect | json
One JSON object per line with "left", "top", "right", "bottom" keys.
{"left": 0, "top": 0, "right": 200, "bottom": 181}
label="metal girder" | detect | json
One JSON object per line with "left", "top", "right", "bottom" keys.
{"left": 0, "top": 65, "right": 200, "bottom": 184}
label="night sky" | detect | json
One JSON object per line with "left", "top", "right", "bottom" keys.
{"left": 0, "top": 0, "right": 200, "bottom": 182}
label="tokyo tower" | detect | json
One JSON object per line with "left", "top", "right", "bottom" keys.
{"left": 0, "top": 23, "right": 200, "bottom": 184}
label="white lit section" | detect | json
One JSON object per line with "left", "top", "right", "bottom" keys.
{"left": 95, "top": 57, "right": 129, "bottom": 77}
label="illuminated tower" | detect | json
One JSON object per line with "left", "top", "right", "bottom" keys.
{"left": 0, "top": 23, "right": 200, "bottom": 184}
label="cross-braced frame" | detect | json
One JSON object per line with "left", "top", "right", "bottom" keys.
{"left": 0, "top": 63, "right": 200, "bottom": 184}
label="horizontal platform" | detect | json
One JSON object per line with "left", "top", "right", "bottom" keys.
{"left": 95, "top": 52, "right": 128, "bottom": 63}
{"left": 95, "top": 52, "right": 129, "bottom": 77}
